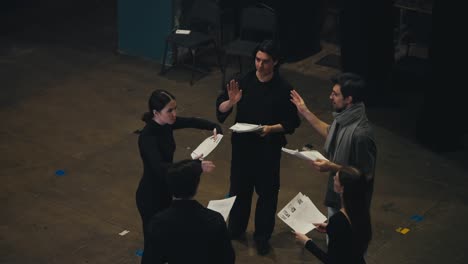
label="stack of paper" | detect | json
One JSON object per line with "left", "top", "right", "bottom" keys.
{"left": 191, "top": 134, "right": 223, "bottom": 159}
{"left": 277, "top": 192, "right": 327, "bottom": 234}
{"left": 281, "top": 147, "right": 328, "bottom": 161}
{"left": 229, "top": 123, "right": 263, "bottom": 133}
{"left": 175, "top": 29, "right": 191, "bottom": 34}
{"left": 207, "top": 196, "right": 237, "bottom": 222}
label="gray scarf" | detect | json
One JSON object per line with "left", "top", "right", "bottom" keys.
{"left": 324, "top": 102, "right": 367, "bottom": 164}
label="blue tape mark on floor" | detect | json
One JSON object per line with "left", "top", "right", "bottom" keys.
{"left": 410, "top": 214, "right": 424, "bottom": 222}
{"left": 55, "top": 169, "right": 66, "bottom": 176}
{"left": 135, "top": 249, "right": 143, "bottom": 257}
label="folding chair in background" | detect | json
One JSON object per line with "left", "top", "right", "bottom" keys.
{"left": 222, "top": 4, "right": 277, "bottom": 82}
{"left": 160, "top": 0, "right": 223, "bottom": 85}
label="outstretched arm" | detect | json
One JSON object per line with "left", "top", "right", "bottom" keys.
{"left": 290, "top": 89, "right": 329, "bottom": 139}
{"left": 293, "top": 231, "right": 328, "bottom": 263}
{"left": 259, "top": 124, "right": 284, "bottom": 137}
{"left": 293, "top": 231, "right": 311, "bottom": 245}
{"left": 309, "top": 159, "right": 342, "bottom": 173}
{"left": 172, "top": 116, "right": 223, "bottom": 134}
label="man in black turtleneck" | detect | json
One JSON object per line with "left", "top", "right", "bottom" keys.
{"left": 216, "top": 39, "right": 300, "bottom": 255}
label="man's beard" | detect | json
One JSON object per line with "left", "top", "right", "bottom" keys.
{"left": 333, "top": 104, "right": 345, "bottom": 113}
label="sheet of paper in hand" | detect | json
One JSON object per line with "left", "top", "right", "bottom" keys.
{"left": 229, "top": 123, "right": 263, "bottom": 133}
{"left": 281, "top": 147, "right": 328, "bottom": 161}
{"left": 207, "top": 196, "right": 237, "bottom": 222}
{"left": 277, "top": 192, "right": 327, "bottom": 234}
{"left": 191, "top": 134, "right": 223, "bottom": 159}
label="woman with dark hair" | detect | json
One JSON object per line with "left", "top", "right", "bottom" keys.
{"left": 293, "top": 166, "right": 372, "bottom": 263}
{"left": 137, "top": 89, "right": 222, "bottom": 264}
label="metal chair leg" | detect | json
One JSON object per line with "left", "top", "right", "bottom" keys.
{"left": 214, "top": 41, "right": 224, "bottom": 74}
{"left": 221, "top": 50, "right": 228, "bottom": 90}
{"left": 190, "top": 48, "right": 196, "bottom": 86}
{"left": 160, "top": 41, "right": 169, "bottom": 75}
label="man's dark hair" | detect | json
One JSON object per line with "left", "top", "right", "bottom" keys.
{"left": 167, "top": 159, "right": 203, "bottom": 199}
{"left": 253, "top": 39, "right": 280, "bottom": 62}
{"left": 331, "top": 72, "right": 366, "bottom": 103}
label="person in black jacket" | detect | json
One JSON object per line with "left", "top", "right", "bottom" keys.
{"left": 136, "top": 89, "right": 222, "bottom": 264}
{"left": 145, "top": 159, "right": 235, "bottom": 264}
{"left": 216, "top": 39, "right": 300, "bottom": 255}
{"left": 293, "top": 166, "right": 372, "bottom": 264}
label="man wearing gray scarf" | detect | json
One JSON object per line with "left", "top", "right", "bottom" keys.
{"left": 290, "top": 72, "right": 376, "bottom": 219}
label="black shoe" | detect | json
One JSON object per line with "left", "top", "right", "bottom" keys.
{"left": 255, "top": 240, "right": 271, "bottom": 256}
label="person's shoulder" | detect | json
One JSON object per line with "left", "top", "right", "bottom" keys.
{"left": 354, "top": 122, "right": 375, "bottom": 139}
{"left": 140, "top": 120, "right": 167, "bottom": 135}
{"left": 152, "top": 207, "right": 175, "bottom": 221}
{"left": 148, "top": 208, "right": 174, "bottom": 233}
{"left": 138, "top": 124, "right": 159, "bottom": 143}
{"left": 137, "top": 125, "right": 148, "bottom": 138}
{"left": 329, "top": 211, "right": 351, "bottom": 230}
{"left": 202, "top": 207, "right": 226, "bottom": 224}
{"left": 273, "top": 72, "right": 293, "bottom": 90}
{"left": 333, "top": 211, "right": 348, "bottom": 221}
{"left": 203, "top": 206, "right": 223, "bottom": 217}
{"left": 354, "top": 124, "right": 372, "bottom": 134}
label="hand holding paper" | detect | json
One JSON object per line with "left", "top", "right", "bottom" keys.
{"left": 282, "top": 147, "right": 328, "bottom": 161}
{"left": 191, "top": 134, "right": 223, "bottom": 160}
{"left": 313, "top": 222, "right": 328, "bottom": 233}
{"left": 229, "top": 123, "right": 263, "bottom": 133}
{"left": 201, "top": 160, "right": 215, "bottom": 173}
{"left": 277, "top": 192, "right": 327, "bottom": 234}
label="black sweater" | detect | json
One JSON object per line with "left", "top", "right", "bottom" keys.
{"left": 305, "top": 211, "right": 365, "bottom": 264}
{"left": 137, "top": 116, "right": 222, "bottom": 203}
{"left": 216, "top": 70, "right": 300, "bottom": 146}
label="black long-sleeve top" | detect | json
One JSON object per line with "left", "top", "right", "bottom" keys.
{"left": 305, "top": 211, "right": 365, "bottom": 264}
{"left": 147, "top": 200, "right": 235, "bottom": 264}
{"left": 216, "top": 70, "right": 300, "bottom": 146}
{"left": 138, "top": 116, "right": 222, "bottom": 198}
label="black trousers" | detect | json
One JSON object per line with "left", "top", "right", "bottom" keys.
{"left": 228, "top": 135, "right": 282, "bottom": 242}
{"left": 136, "top": 180, "right": 172, "bottom": 264}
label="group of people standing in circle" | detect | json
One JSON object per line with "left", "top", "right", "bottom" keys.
{"left": 135, "top": 39, "right": 377, "bottom": 264}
